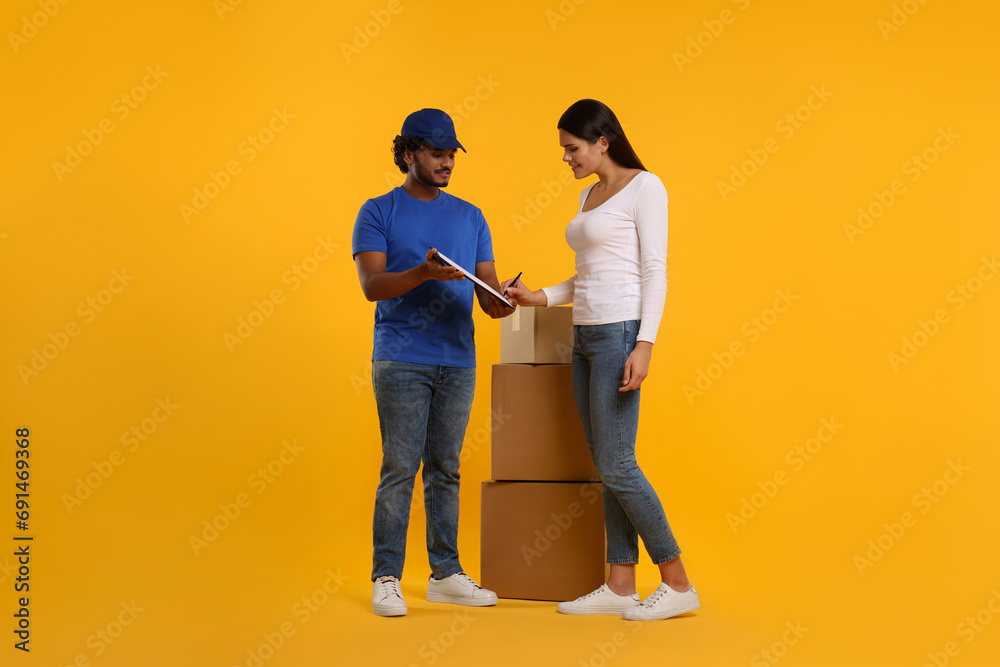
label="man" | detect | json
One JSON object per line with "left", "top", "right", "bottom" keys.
{"left": 352, "top": 108, "right": 512, "bottom": 617}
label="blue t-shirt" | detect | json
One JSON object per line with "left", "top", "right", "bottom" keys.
{"left": 352, "top": 187, "right": 494, "bottom": 367}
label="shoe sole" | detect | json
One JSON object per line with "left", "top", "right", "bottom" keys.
{"left": 622, "top": 600, "right": 700, "bottom": 621}
{"left": 373, "top": 604, "right": 407, "bottom": 617}
{"left": 426, "top": 592, "right": 498, "bottom": 606}
{"left": 557, "top": 604, "right": 639, "bottom": 615}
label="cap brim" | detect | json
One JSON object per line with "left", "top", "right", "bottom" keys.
{"left": 425, "top": 139, "right": 466, "bottom": 153}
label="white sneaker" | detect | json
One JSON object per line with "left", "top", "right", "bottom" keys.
{"left": 426, "top": 572, "right": 498, "bottom": 607}
{"left": 622, "top": 583, "right": 700, "bottom": 620}
{"left": 556, "top": 584, "right": 641, "bottom": 615}
{"left": 372, "top": 576, "right": 407, "bottom": 617}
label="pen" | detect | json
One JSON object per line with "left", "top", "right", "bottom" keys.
{"left": 504, "top": 272, "right": 523, "bottom": 296}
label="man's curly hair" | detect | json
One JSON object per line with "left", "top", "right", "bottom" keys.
{"left": 392, "top": 135, "right": 426, "bottom": 174}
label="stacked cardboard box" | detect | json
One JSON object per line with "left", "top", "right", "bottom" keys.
{"left": 481, "top": 307, "right": 607, "bottom": 601}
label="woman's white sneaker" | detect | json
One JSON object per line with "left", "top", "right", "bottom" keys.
{"left": 622, "top": 583, "right": 699, "bottom": 621}
{"left": 557, "top": 584, "right": 641, "bottom": 615}
{"left": 426, "top": 572, "right": 498, "bottom": 607}
{"left": 372, "top": 576, "right": 407, "bottom": 617}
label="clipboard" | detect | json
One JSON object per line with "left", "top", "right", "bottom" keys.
{"left": 432, "top": 250, "right": 515, "bottom": 309}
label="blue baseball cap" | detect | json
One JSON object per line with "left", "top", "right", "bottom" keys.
{"left": 401, "top": 108, "right": 466, "bottom": 152}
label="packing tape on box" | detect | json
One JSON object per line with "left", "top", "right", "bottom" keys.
{"left": 511, "top": 307, "right": 520, "bottom": 332}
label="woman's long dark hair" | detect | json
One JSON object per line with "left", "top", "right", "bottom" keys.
{"left": 557, "top": 99, "right": 646, "bottom": 171}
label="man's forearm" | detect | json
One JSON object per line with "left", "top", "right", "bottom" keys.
{"left": 361, "top": 264, "right": 428, "bottom": 302}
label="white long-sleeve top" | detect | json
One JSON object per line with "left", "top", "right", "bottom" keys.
{"left": 541, "top": 170, "right": 668, "bottom": 344}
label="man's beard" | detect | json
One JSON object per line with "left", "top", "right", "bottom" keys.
{"left": 414, "top": 161, "right": 449, "bottom": 188}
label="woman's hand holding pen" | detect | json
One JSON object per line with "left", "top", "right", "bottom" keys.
{"left": 500, "top": 275, "right": 547, "bottom": 307}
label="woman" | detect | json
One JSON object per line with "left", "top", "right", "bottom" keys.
{"left": 501, "top": 99, "right": 697, "bottom": 621}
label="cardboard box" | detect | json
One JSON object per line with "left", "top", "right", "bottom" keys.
{"left": 500, "top": 306, "right": 574, "bottom": 364}
{"left": 491, "top": 364, "right": 599, "bottom": 482}
{"left": 481, "top": 480, "right": 607, "bottom": 601}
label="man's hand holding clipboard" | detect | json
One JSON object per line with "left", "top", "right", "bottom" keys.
{"left": 430, "top": 249, "right": 516, "bottom": 313}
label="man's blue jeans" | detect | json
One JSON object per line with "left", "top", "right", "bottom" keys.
{"left": 572, "top": 321, "right": 681, "bottom": 565}
{"left": 371, "top": 360, "right": 475, "bottom": 581}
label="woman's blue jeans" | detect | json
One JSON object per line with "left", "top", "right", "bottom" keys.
{"left": 572, "top": 321, "right": 681, "bottom": 565}
{"left": 370, "top": 360, "right": 475, "bottom": 581}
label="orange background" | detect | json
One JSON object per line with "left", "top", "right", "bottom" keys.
{"left": 2, "top": 0, "right": 998, "bottom": 665}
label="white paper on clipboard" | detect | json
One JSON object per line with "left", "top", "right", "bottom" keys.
{"left": 433, "top": 250, "right": 515, "bottom": 309}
